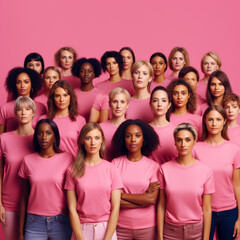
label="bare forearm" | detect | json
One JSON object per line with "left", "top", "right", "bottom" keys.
{"left": 104, "top": 208, "right": 119, "bottom": 240}
{"left": 157, "top": 190, "right": 165, "bottom": 240}
{"left": 69, "top": 210, "right": 84, "bottom": 240}
{"left": 203, "top": 209, "right": 211, "bottom": 240}
{"left": 120, "top": 199, "right": 141, "bottom": 209}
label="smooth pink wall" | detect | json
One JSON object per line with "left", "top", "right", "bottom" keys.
{"left": 1, "top": 0, "right": 239, "bottom": 107}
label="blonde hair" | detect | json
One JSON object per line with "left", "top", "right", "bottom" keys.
{"left": 168, "top": 47, "right": 190, "bottom": 70}
{"left": 109, "top": 87, "right": 131, "bottom": 105}
{"left": 174, "top": 123, "right": 198, "bottom": 141}
{"left": 14, "top": 96, "right": 36, "bottom": 116}
{"left": 54, "top": 47, "right": 77, "bottom": 68}
{"left": 201, "top": 51, "right": 222, "bottom": 73}
{"left": 43, "top": 66, "right": 61, "bottom": 81}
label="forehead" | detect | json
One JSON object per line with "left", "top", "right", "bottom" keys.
{"left": 120, "top": 49, "right": 132, "bottom": 57}
{"left": 27, "top": 60, "right": 41, "bottom": 64}
{"left": 81, "top": 62, "right": 94, "bottom": 69}
{"left": 184, "top": 72, "right": 197, "bottom": 79}
{"left": 152, "top": 89, "right": 168, "bottom": 98}
{"left": 211, "top": 77, "right": 222, "bottom": 84}
{"left": 226, "top": 100, "right": 239, "bottom": 106}
{"left": 175, "top": 129, "right": 193, "bottom": 138}
{"left": 38, "top": 122, "right": 52, "bottom": 130}
{"left": 173, "top": 84, "right": 188, "bottom": 92}
{"left": 86, "top": 128, "right": 102, "bottom": 136}
{"left": 112, "top": 93, "right": 127, "bottom": 100}
{"left": 54, "top": 87, "right": 68, "bottom": 94}
{"left": 125, "top": 124, "right": 142, "bottom": 133}
{"left": 204, "top": 56, "right": 216, "bottom": 62}
{"left": 61, "top": 50, "right": 73, "bottom": 56}
{"left": 173, "top": 51, "right": 184, "bottom": 58}
{"left": 151, "top": 56, "right": 165, "bottom": 62}
{"left": 206, "top": 110, "right": 223, "bottom": 118}
{"left": 106, "top": 57, "right": 116, "bottom": 63}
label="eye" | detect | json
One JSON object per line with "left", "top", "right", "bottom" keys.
{"left": 176, "top": 138, "right": 182, "bottom": 142}
{"left": 151, "top": 62, "right": 156, "bottom": 65}
{"left": 152, "top": 99, "right": 158, "bottom": 103}
{"left": 173, "top": 92, "right": 178, "bottom": 96}
{"left": 85, "top": 136, "right": 90, "bottom": 141}
{"left": 186, "top": 138, "right": 191, "bottom": 142}
{"left": 125, "top": 134, "right": 131, "bottom": 138}
{"left": 36, "top": 63, "right": 41, "bottom": 67}
{"left": 120, "top": 100, "right": 126, "bottom": 104}
{"left": 24, "top": 80, "right": 30, "bottom": 84}
{"left": 95, "top": 136, "right": 100, "bottom": 140}
{"left": 136, "top": 133, "right": 142, "bottom": 138}
{"left": 37, "top": 131, "right": 43, "bottom": 136}
{"left": 162, "top": 99, "right": 167, "bottom": 102}
{"left": 46, "top": 131, "right": 52, "bottom": 135}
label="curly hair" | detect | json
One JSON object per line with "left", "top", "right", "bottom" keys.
{"left": 54, "top": 47, "right": 77, "bottom": 68}
{"left": 5, "top": 67, "right": 42, "bottom": 100}
{"left": 111, "top": 119, "right": 159, "bottom": 159}
{"left": 167, "top": 79, "right": 196, "bottom": 114}
{"left": 24, "top": 52, "right": 45, "bottom": 74}
{"left": 47, "top": 81, "right": 78, "bottom": 121}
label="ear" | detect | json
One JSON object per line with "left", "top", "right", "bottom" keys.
{"left": 167, "top": 102, "right": 171, "bottom": 110}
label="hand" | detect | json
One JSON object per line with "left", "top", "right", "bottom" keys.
{"left": 146, "top": 181, "right": 160, "bottom": 193}
{"left": 233, "top": 219, "right": 240, "bottom": 239}
{"left": 0, "top": 204, "right": 6, "bottom": 226}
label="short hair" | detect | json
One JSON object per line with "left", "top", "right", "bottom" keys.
{"left": 167, "top": 79, "right": 196, "bottom": 114}
{"left": 5, "top": 67, "right": 42, "bottom": 100}
{"left": 47, "top": 81, "right": 78, "bottom": 121}
{"left": 54, "top": 47, "right": 77, "bottom": 68}
{"left": 150, "top": 86, "right": 171, "bottom": 121}
{"left": 14, "top": 96, "right": 36, "bottom": 116}
{"left": 101, "top": 51, "right": 124, "bottom": 75}
{"left": 223, "top": 93, "right": 240, "bottom": 108}
{"left": 43, "top": 66, "right": 61, "bottom": 81}
{"left": 33, "top": 119, "right": 62, "bottom": 153}
{"left": 111, "top": 119, "right": 159, "bottom": 158}
{"left": 178, "top": 66, "right": 199, "bottom": 82}
{"left": 24, "top": 52, "right": 45, "bottom": 74}
{"left": 72, "top": 58, "right": 102, "bottom": 78}
{"left": 168, "top": 47, "right": 190, "bottom": 71}
{"left": 150, "top": 52, "right": 168, "bottom": 72}
{"left": 72, "top": 122, "right": 106, "bottom": 177}
{"left": 206, "top": 71, "right": 233, "bottom": 106}
{"left": 201, "top": 51, "right": 222, "bottom": 73}
{"left": 119, "top": 47, "right": 136, "bottom": 64}
{"left": 109, "top": 87, "right": 131, "bottom": 105}
{"left": 201, "top": 105, "right": 229, "bottom": 141}
{"left": 173, "top": 123, "right": 198, "bottom": 141}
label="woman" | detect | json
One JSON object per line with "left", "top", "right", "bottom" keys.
{"left": 24, "top": 52, "right": 45, "bottom": 74}
{"left": 34, "top": 66, "right": 61, "bottom": 109}
{"left": 111, "top": 119, "right": 160, "bottom": 240}
{"left": 65, "top": 122, "right": 122, "bottom": 240}
{"left": 96, "top": 51, "right": 134, "bottom": 95}
{"left": 168, "top": 47, "right": 190, "bottom": 80}
{"left": 125, "top": 60, "right": 154, "bottom": 123}
{"left": 18, "top": 119, "right": 73, "bottom": 240}
{"left": 0, "top": 67, "right": 46, "bottom": 134}
{"left": 72, "top": 58, "right": 109, "bottom": 122}
{"left": 119, "top": 47, "right": 135, "bottom": 80}
{"left": 198, "top": 52, "right": 222, "bottom": 100}
{"left": 167, "top": 79, "right": 202, "bottom": 138}
{"left": 149, "top": 86, "right": 177, "bottom": 165}
{"left": 194, "top": 105, "right": 240, "bottom": 240}
{"left": 43, "top": 80, "right": 86, "bottom": 157}
{"left": 0, "top": 97, "right": 35, "bottom": 240}
{"left": 150, "top": 52, "right": 170, "bottom": 89}
{"left": 158, "top": 123, "right": 214, "bottom": 240}
{"left": 54, "top": 46, "right": 79, "bottom": 88}
{"left": 100, "top": 87, "right": 130, "bottom": 161}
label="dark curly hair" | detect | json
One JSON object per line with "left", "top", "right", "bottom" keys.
{"left": 111, "top": 119, "right": 159, "bottom": 159}
{"left": 150, "top": 52, "right": 168, "bottom": 72}
{"left": 5, "top": 67, "right": 42, "bottom": 100}
{"left": 72, "top": 58, "right": 102, "bottom": 78}
{"left": 100, "top": 51, "right": 123, "bottom": 76}
{"left": 167, "top": 79, "right": 196, "bottom": 114}
{"left": 47, "top": 81, "right": 78, "bottom": 121}
{"left": 24, "top": 52, "right": 45, "bottom": 74}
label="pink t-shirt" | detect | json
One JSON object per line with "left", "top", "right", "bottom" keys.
{"left": 40, "top": 114, "right": 86, "bottom": 157}
{"left": 195, "top": 94, "right": 206, "bottom": 116}
{"left": 18, "top": 152, "right": 73, "bottom": 216}
{"left": 99, "top": 120, "right": 119, "bottom": 161}
{"left": 170, "top": 112, "right": 202, "bottom": 140}
{"left": 0, "top": 100, "right": 47, "bottom": 132}
{"left": 150, "top": 124, "right": 177, "bottom": 165}
{"left": 196, "top": 80, "right": 207, "bottom": 100}
{"left": 61, "top": 75, "right": 81, "bottom": 89}
{"left": 159, "top": 159, "right": 214, "bottom": 225}
{"left": 193, "top": 141, "right": 240, "bottom": 211}
{"left": 92, "top": 93, "right": 109, "bottom": 111}
{"left": 150, "top": 78, "right": 171, "bottom": 91}
{"left": 64, "top": 160, "right": 123, "bottom": 223}
{"left": 126, "top": 97, "right": 153, "bottom": 123}
{"left": 228, "top": 125, "right": 240, "bottom": 147}
{"left": 166, "top": 74, "right": 178, "bottom": 82}
{"left": 34, "top": 93, "right": 48, "bottom": 109}
{"left": 112, "top": 155, "right": 159, "bottom": 229}
{"left": 0, "top": 131, "right": 34, "bottom": 211}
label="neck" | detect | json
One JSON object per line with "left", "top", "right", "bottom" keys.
{"left": 61, "top": 69, "right": 72, "bottom": 77}
{"left": 39, "top": 148, "right": 55, "bottom": 158}
{"left": 109, "top": 74, "right": 122, "bottom": 83}
{"left": 228, "top": 120, "right": 238, "bottom": 128}
{"left": 154, "top": 74, "right": 166, "bottom": 83}
{"left": 176, "top": 154, "right": 195, "bottom": 166}
{"left": 213, "top": 96, "right": 223, "bottom": 106}
{"left": 150, "top": 115, "right": 169, "bottom": 127}
{"left": 127, "top": 151, "right": 143, "bottom": 162}
{"left": 205, "top": 134, "right": 225, "bottom": 145}
{"left": 171, "top": 70, "right": 179, "bottom": 77}
{"left": 44, "top": 89, "right": 50, "bottom": 96}
{"left": 110, "top": 115, "right": 126, "bottom": 126}
{"left": 80, "top": 83, "right": 94, "bottom": 92}
{"left": 173, "top": 107, "right": 188, "bottom": 115}
{"left": 121, "top": 69, "right": 132, "bottom": 80}
{"left": 15, "top": 122, "right": 34, "bottom": 136}
{"left": 56, "top": 108, "right": 69, "bottom": 117}
{"left": 203, "top": 75, "right": 210, "bottom": 83}
{"left": 85, "top": 153, "right": 101, "bottom": 165}
{"left": 133, "top": 88, "right": 150, "bottom": 100}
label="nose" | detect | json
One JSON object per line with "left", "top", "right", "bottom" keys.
{"left": 158, "top": 100, "right": 161, "bottom": 107}
{"left": 131, "top": 135, "right": 136, "bottom": 142}
{"left": 42, "top": 132, "right": 47, "bottom": 140}
{"left": 229, "top": 106, "right": 233, "bottom": 113}
{"left": 181, "top": 140, "right": 186, "bottom": 148}
{"left": 22, "top": 108, "right": 26, "bottom": 115}
{"left": 60, "top": 96, "right": 64, "bottom": 102}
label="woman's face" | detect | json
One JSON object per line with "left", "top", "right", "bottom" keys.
{"left": 171, "top": 51, "right": 186, "bottom": 71}
{"left": 151, "top": 56, "right": 166, "bottom": 76}
{"left": 132, "top": 65, "right": 152, "bottom": 89}
{"left": 16, "top": 105, "right": 34, "bottom": 124}
{"left": 37, "top": 122, "right": 55, "bottom": 151}
{"left": 205, "top": 110, "right": 226, "bottom": 136}
{"left": 110, "top": 93, "right": 129, "bottom": 118}
{"left": 106, "top": 57, "right": 119, "bottom": 76}
{"left": 60, "top": 50, "right": 74, "bottom": 70}
{"left": 83, "top": 128, "right": 103, "bottom": 155}
{"left": 209, "top": 77, "right": 225, "bottom": 99}
{"left": 26, "top": 60, "right": 42, "bottom": 74}
{"left": 202, "top": 56, "right": 219, "bottom": 76}
{"left": 44, "top": 70, "right": 60, "bottom": 91}
{"left": 79, "top": 62, "right": 95, "bottom": 84}
{"left": 224, "top": 101, "right": 240, "bottom": 122}
{"left": 172, "top": 84, "right": 190, "bottom": 109}
{"left": 175, "top": 130, "right": 195, "bottom": 157}
{"left": 150, "top": 90, "right": 171, "bottom": 117}
{"left": 53, "top": 87, "right": 71, "bottom": 111}
{"left": 183, "top": 72, "right": 198, "bottom": 92}
{"left": 125, "top": 124, "right": 144, "bottom": 154}
{"left": 16, "top": 73, "right": 32, "bottom": 97}
{"left": 120, "top": 50, "right": 134, "bottom": 71}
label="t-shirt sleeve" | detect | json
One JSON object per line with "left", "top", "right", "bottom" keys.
{"left": 64, "top": 167, "right": 76, "bottom": 190}
{"left": 158, "top": 166, "right": 165, "bottom": 189}
{"left": 150, "top": 162, "right": 160, "bottom": 182}
{"left": 233, "top": 148, "right": 240, "bottom": 169}
{"left": 110, "top": 164, "right": 123, "bottom": 191}
{"left": 203, "top": 167, "right": 215, "bottom": 194}
{"left": 93, "top": 94, "right": 109, "bottom": 111}
{"left": 18, "top": 158, "right": 29, "bottom": 179}
{"left": 0, "top": 105, "right": 6, "bottom": 125}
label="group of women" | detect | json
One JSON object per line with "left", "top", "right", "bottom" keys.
{"left": 0, "top": 45, "right": 239, "bottom": 240}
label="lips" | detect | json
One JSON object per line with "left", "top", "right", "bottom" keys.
{"left": 40, "top": 142, "right": 48, "bottom": 146}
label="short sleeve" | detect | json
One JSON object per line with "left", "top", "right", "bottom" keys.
{"left": 203, "top": 167, "right": 215, "bottom": 194}
{"left": 93, "top": 94, "right": 109, "bottom": 111}
{"left": 150, "top": 162, "right": 160, "bottom": 183}
{"left": 158, "top": 166, "right": 165, "bottom": 189}
{"left": 64, "top": 167, "right": 76, "bottom": 190}
{"left": 18, "top": 158, "right": 29, "bottom": 179}
{"left": 233, "top": 148, "right": 240, "bottom": 169}
{"left": 0, "top": 105, "right": 6, "bottom": 125}
{"left": 110, "top": 164, "right": 123, "bottom": 191}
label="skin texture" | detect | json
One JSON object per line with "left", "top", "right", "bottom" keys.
{"left": 26, "top": 61, "right": 42, "bottom": 74}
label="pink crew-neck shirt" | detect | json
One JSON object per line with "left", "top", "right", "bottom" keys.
{"left": 61, "top": 75, "right": 81, "bottom": 89}
{"left": 193, "top": 141, "right": 240, "bottom": 212}
{"left": 34, "top": 94, "right": 48, "bottom": 109}
{"left": 64, "top": 160, "right": 123, "bottom": 223}
{"left": 228, "top": 125, "right": 240, "bottom": 147}
{"left": 0, "top": 131, "right": 34, "bottom": 211}
{"left": 112, "top": 155, "right": 159, "bottom": 229}
{"left": 18, "top": 152, "right": 73, "bottom": 216}
{"left": 150, "top": 78, "right": 171, "bottom": 91}
{"left": 159, "top": 159, "right": 214, "bottom": 225}
{"left": 197, "top": 80, "right": 207, "bottom": 100}
{"left": 195, "top": 94, "right": 206, "bottom": 116}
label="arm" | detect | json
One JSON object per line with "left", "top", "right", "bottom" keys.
{"left": 89, "top": 107, "right": 100, "bottom": 123}
{"left": 99, "top": 109, "right": 109, "bottom": 123}
{"left": 120, "top": 199, "right": 141, "bottom": 209}
{"left": 67, "top": 190, "right": 84, "bottom": 240}
{"left": 104, "top": 189, "right": 121, "bottom": 240}
{"left": 0, "top": 155, "right": 5, "bottom": 225}
{"left": 233, "top": 168, "right": 240, "bottom": 239}
{"left": 157, "top": 189, "right": 165, "bottom": 240}
{"left": 202, "top": 194, "right": 212, "bottom": 240}
{"left": 0, "top": 125, "right": 5, "bottom": 135}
